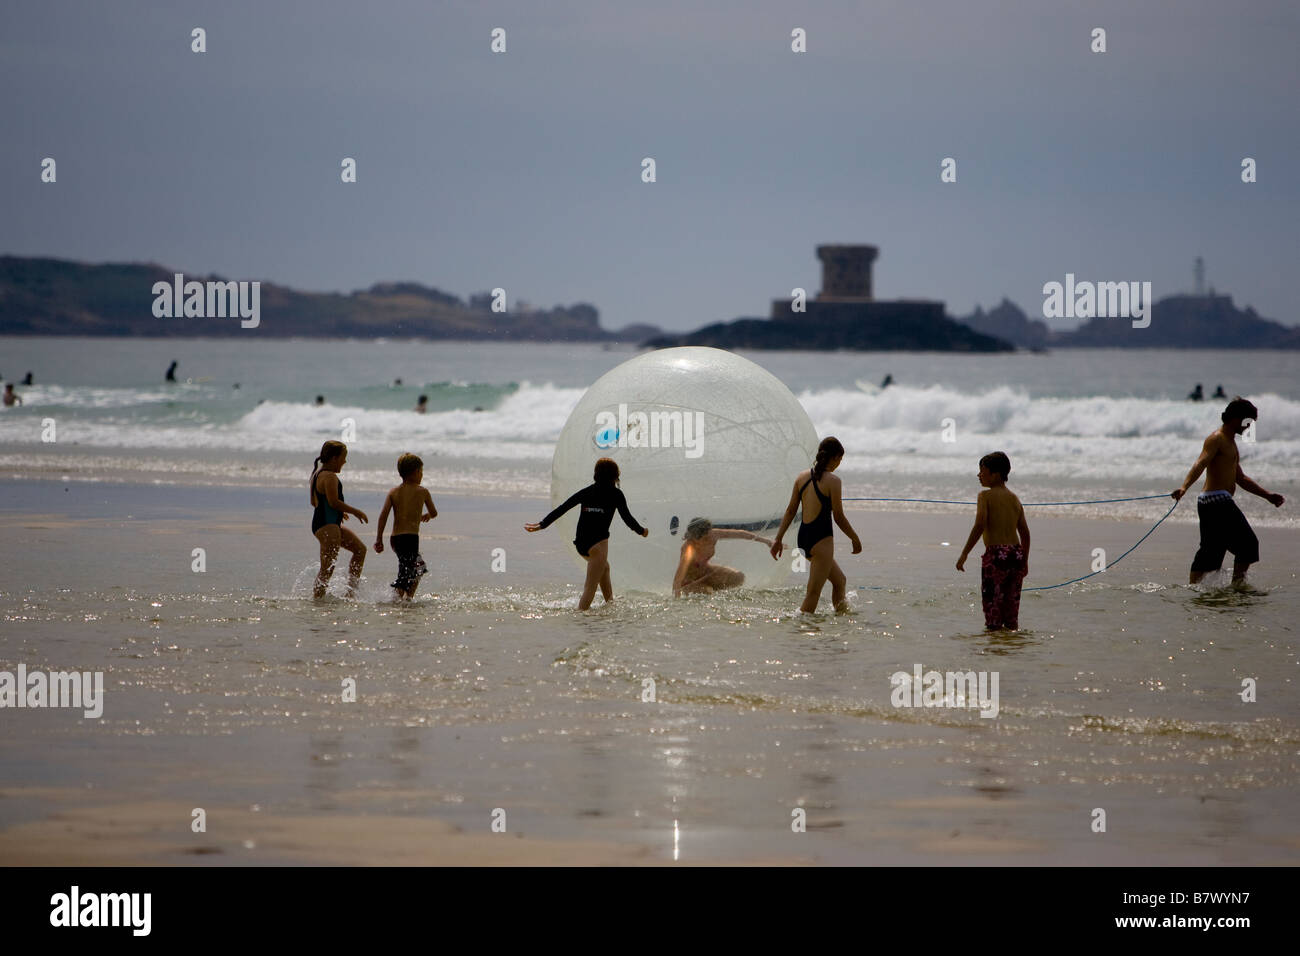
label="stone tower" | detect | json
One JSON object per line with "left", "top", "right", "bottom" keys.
{"left": 816, "top": 244, "right": 878, "bottom": 301}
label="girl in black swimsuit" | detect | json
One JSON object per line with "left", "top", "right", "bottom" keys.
{"left": 770, "top": 436, "right": 862, "bottom": 613}
{"left": 309, "top": 440, "right": 369, "bottom": 599}
{"left": 525, "top": 457, "right": 648, "bottom": 610}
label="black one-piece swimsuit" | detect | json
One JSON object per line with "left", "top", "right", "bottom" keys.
{"left": 311, "top": 477, "right": 344, "bottom": 534}
{"left": 796, "top": 474, "right": 833, "bottom": 555}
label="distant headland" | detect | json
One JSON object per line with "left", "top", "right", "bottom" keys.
{"left": 958, "top": 294, "right": 1300, "bottom": 350}
{"left": 1, "top": 251, "right": 1293, "bottom": 350}
{"left": 0, "top": 256, "right": 657, "bottom": 343}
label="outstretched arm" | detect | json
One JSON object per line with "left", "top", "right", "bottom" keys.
{"left": 526, "top": 488, "right": 584, "bottom": 532}
{"left": 714, "top": 528, "right": 772, "bottom": 545}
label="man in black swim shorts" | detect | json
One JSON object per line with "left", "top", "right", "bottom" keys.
{"left": 1172, "top": 397, "right": 1285, "bottom": 584}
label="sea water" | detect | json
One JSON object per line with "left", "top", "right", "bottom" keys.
{"left": 1, "top": 337, "right": 1297, "bottom": 525}
{"left": 1, "top": 338, "right": 1297, "bottom": 863}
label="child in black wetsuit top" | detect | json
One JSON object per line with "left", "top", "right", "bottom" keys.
{"left": 525, "top": 457, "right": 648, "bottom": 610}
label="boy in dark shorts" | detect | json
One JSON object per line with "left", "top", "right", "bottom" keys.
{"left": 374, "top": 453, "right": 438, "bottom": 600}
{"left": 1172, "top": 397, "right": 1285, "bottom": 584}
{"left": 956, "top": 451, "right": 1031, "bottom": 630}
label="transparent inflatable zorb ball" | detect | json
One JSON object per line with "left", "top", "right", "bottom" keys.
{"left": 550, "top": 347, "right": 820, "bottom": 594}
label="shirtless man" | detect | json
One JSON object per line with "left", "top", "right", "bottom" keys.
{"left": 672, "top": 518, "right": 772, "bottom": 597}
{"left": 1172, "top": 396, "right": 1284, "bottom": 584}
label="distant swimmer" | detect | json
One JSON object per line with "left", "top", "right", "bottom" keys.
{"left": 1188, "top": 383, "right": 1204, "bottom": 401}
{"left": 374, "top": 453, "right": 437, "bottom": 601}
{"left": 672, "top": 518, "right": 772, "bottom": 597}
{"left": 21, "top": 372, "right": 33, "bottom": 386}
{"left": 525, "top": 457, "right": 648, "bottom": 611}
{"left": 1172, "top": 396, "right": 1284, "bottom": 586}
{"left": 1212, "top": 384, "right": 1227, "bottom": 399}
{"left": 165, "top": 361, "right": 178, "bottom": 383}
{"left": 394, "top": 378, "right": 403, "bottom": 386}
{"left": 414, "top": 395, "right": 428, "bottom": 414}
{"left": 881, "top": 373, "right": 894, "bottom": 389}
{"left": 308, "top": 440, "right": 368, "bottom": 599}
{"left": 770, "top": 437, "right": 862, "bottom": 614}
{"left": 956, "top": 452, "right": 1031, "bottom": 630}
{"left": 314, "top": 395, "right": 325, "bottom": 406}
{"left": 3, "top": 383, "right": 21, "bottom": 407}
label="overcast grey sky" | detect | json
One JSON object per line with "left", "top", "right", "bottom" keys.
{"left": 2, "top": 0, "right": 1297, "bottom": 332}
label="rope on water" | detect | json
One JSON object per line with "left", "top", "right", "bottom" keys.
{"left": 848, "top": 494, "right": 1181, "bottom": 592}
{"left": 1023, "top": 498, "right": 1178, "bottom": 591}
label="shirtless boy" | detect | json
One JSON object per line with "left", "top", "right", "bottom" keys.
{"left": 374, "top": 453, "right": 438, "bottom": 600}
{"left": 1172, "top": 397, "right": 1284, "bottom": 584}
{"left": 957, "top": 451, "right": 1031, "bottom": 630}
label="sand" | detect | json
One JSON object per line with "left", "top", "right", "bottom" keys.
{"left": 2, "top": 479, "right": 1298, "bottom": 866}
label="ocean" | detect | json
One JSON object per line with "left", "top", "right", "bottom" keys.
{"left": 1, "top": 338, "right": 1297, "bottom": 523}
{"left": 0, "top": 337, "right": 1297, "bottom": 864}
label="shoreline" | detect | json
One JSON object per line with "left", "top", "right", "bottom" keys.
{"left": 3, "top": 465, "right": 1295, "bottom": 529}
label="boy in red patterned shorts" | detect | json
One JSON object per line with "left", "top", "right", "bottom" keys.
{"left": 956, "top": 452, "right": 1031, "bottom": 630}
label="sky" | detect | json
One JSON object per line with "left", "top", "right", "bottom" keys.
{"left": 2, "top": 0, "right": 1297, "bottom": 333}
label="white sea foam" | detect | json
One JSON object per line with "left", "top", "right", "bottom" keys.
{"left": 798, "top": 385, "right": 1300, "bottom": 440}
{"left": 2, "top": 384, "right": 1297, "bottom": 496}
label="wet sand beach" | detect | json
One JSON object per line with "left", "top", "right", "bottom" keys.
{"left": 2, "top": 479, "right": 1297, "bottom": 865}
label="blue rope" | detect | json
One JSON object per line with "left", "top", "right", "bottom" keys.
{"left": 851, "top": 495, "right": 1181, "bottom": 592}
